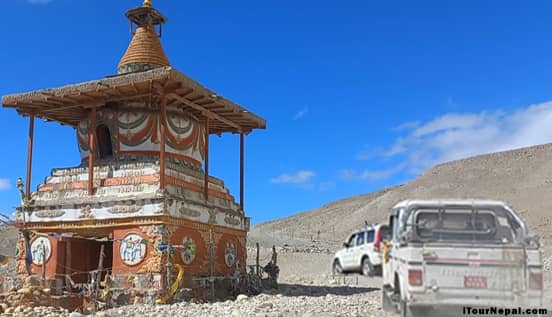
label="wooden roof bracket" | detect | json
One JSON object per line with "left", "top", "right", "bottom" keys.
{"left": 166, "top": 92, "right": 242, "bottom": 133}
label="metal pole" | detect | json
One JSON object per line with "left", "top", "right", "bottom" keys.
{"left": 88, "top": 106, "right": 96, "bottom": 195}
{"left": 25, "top": 115, "right": 35, "bottom": 200}
{"left": 204, "top": 117, "right": 210, "bottom": 200}
{"left": 160, "top": 97, "right": 167, "bottom": 190}
{"left": 239, "top": 133, "right": 245, "bottom": 211}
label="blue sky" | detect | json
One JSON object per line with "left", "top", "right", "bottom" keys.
{"left": 2, "top": 0, "right": 552, "bottom": 224}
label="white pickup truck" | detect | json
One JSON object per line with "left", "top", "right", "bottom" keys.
{"left": 381, "top": 200, "right": 545, "bottom": 317}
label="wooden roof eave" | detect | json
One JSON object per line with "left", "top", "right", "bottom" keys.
{"left": 2, "top": 67, "right": 267, "bottom": 132}
{"left": 168, "top": 69, "right": 266, "bottom": 130}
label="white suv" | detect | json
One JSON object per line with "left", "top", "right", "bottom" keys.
{"left": 332, "top": 224, "right": 390, "bottom": 276}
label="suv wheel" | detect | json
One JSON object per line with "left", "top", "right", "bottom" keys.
{"left": 361, "top": 257, "right": 374, "bottom": 276}
{"left": 333, "top": 260, "right": 343, "bottom": 275}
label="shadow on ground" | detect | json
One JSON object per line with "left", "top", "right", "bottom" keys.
{"left": 265, "top": 283, "right": 379, "bottom": 297}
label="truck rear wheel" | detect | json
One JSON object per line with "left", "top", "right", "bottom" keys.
{"left": 400, "top": 300, "right": 427, "bottom": 317}
{"left": 381, "top": 289, "right": 394, "bottom": 312}
{"left": 400, "top": 300, "right": 411, "bottom": 317}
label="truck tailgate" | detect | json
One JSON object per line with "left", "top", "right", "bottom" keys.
{"left": 422, "top": 245, "right": 526, "bottom": 291}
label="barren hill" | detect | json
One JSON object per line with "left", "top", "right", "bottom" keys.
{"left": 0, "top": 225, "right": 18, "bottom": 256}
{"left": 249, "top": 142, "right": 552, "bottom": 249}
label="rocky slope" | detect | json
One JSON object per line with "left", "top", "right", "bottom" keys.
{"left": 249, "top": 142, "right": 552, "bottom": 310}
{"left": 250, "top": 142, "right": 552, "bottom": 249}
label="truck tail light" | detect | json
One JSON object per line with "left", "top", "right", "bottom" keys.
{"left": 529, "top": 272, "right": 543, "bottom": 290}
{"left": 408, "top": 269, "right": 423, "bottom": 286}
{"left": 374, "top": 229, "right": 382, "bottom": 251}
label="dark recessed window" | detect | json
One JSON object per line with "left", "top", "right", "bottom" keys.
{"left": 96, "top": 124, "right": 113, "bottom": 159}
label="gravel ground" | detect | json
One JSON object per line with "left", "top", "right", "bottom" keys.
{"left": 0, "top": 246, "right": 550, "bottom": 316}
{"left": 3, "top": 144, "right": 552, "bottom": 316}
{"left": 90, "top": 283, "right": 389, "bottom": 317}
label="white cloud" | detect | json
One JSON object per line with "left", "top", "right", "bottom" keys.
{"left": 28, "top": 0, "right": 53, "bottom": 3}
{"left": 386, "top": 102, "right": 552, "bottom": 173}
{"left": 411, "top": 112, "right": 494, "bottom": 138}
{"left": 271, "top": 170, "right": 315, "bottom": 184}
{"left": 392, "top": 121, "right": 420, "bottom": 131}
{"left": 318, "top": 182, "right": 336, "bottom": 191}
{"left": 341, "top": 163, "right": 406, "bottom": 181}
{"left": 355, "top": 147, "right": 385, "bottom": 160}
{"left": 0, "top": 179, "right": 10, "bottom": 190}
{"left": 293, "top": 106, "right": 309, "bottom": 120}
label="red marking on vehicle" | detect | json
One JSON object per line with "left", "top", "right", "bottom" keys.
{"left": 374, "top": 228, "right": 382, "bottom": 252}
{"left": 423, "top": 256, "right": 522, "bottom": 265}
{"left": 464, "top": 276, "right": 487, "bottom": 288}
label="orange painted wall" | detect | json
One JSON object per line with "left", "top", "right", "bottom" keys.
{"left": 168, "top": 225, "right": 246, "bottom": 276}
{"left": 112, "top": 227, "right": 158, "bottom": 275}
{"left": 26, "top": 225, "right": 246, "bottom": 282}
{"left": 169, "top": 225, "right": 208, "bottom": 275}
{"left": 215, "top": 233, "right": 245, "bottom": 276}
{"left": 30, "top": 236, "right": 61, "bottom": 279}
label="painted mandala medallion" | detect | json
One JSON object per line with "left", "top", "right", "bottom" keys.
{"left": 15, "top": 244, "right": 21, "bottom": 258}
{"left": 224, "top": 242, "right": 237, "bottom": 267}
{"left": 119, "top": 233, "right": 146, "bottom": 266}
{"left": 30, "top": 236, "right": 51, "bottom": 265}
{"left": 180, "top": 236, "right": 197, "bottom": 265}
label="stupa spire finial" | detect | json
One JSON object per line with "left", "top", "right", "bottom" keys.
{"left": 118, "top": 0, "right": 170, "bottom": 74}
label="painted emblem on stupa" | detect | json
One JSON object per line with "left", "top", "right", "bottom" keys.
{"left": 180, "top": 236, "right": 197, "bottom": 265}
{"left": 30, "top": 236, "right": 51, "bottom": 265}
{"left": 120, "top": 233, "right": 146, "bottom": 265}
{"left": 224, "top": 242, "right": 237, "bottom": 267}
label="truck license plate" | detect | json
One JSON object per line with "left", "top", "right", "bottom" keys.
{"left": 464, "top": 276, "right": 487, "bottom": 288}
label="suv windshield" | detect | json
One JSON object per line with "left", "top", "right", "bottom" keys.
{"left": 412, "top": 208, "right": 518, "bottom": 243}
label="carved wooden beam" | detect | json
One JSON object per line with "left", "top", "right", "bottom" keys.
{"left": 166, "top": 93, "right": 241, "bottom": 132}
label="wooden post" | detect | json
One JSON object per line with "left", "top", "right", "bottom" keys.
{"left": 272, "top": 245, "right": 277, "bottom": 265}
{"left": 256, "top": 242, "right": 260, "bottom": 275}
{"left": 23, "top": 231, "right": 32, "bottom": 275}
{"left": 209, "top": 228, "right": 214, "bottom": 300}
{"left": 65, "top": 239, "right": 72, "bottom": 291}
{"left": 94, "top": 244, "right": 105, "bottom": 312}
{"left": 88, "top": 106, "right": 97, "bottom": 195}
{"left": 239, "top": 133, "right": 245, "bottom": 211}
{"left": 166, "top": 258, "right": 173, "bottom": 293}
{"left": 25, "top": 115, "right": 35, "bottom": 200}
{"left": 159, "top": 97, "right": 167, "bottom": 190}
{"left": 41, "top": 243, "right": 46, "bottom": 287}
{"left": 204, "top": 117, "right": 210, "bottom": 200}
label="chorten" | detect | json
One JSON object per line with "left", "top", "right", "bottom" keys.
{"left": 1, "top": 0, "right": 265, "bottom": 307}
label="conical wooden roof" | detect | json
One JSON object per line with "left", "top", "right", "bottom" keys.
{"left": 118, "top": 25, "right": 170, "bottom": 73}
